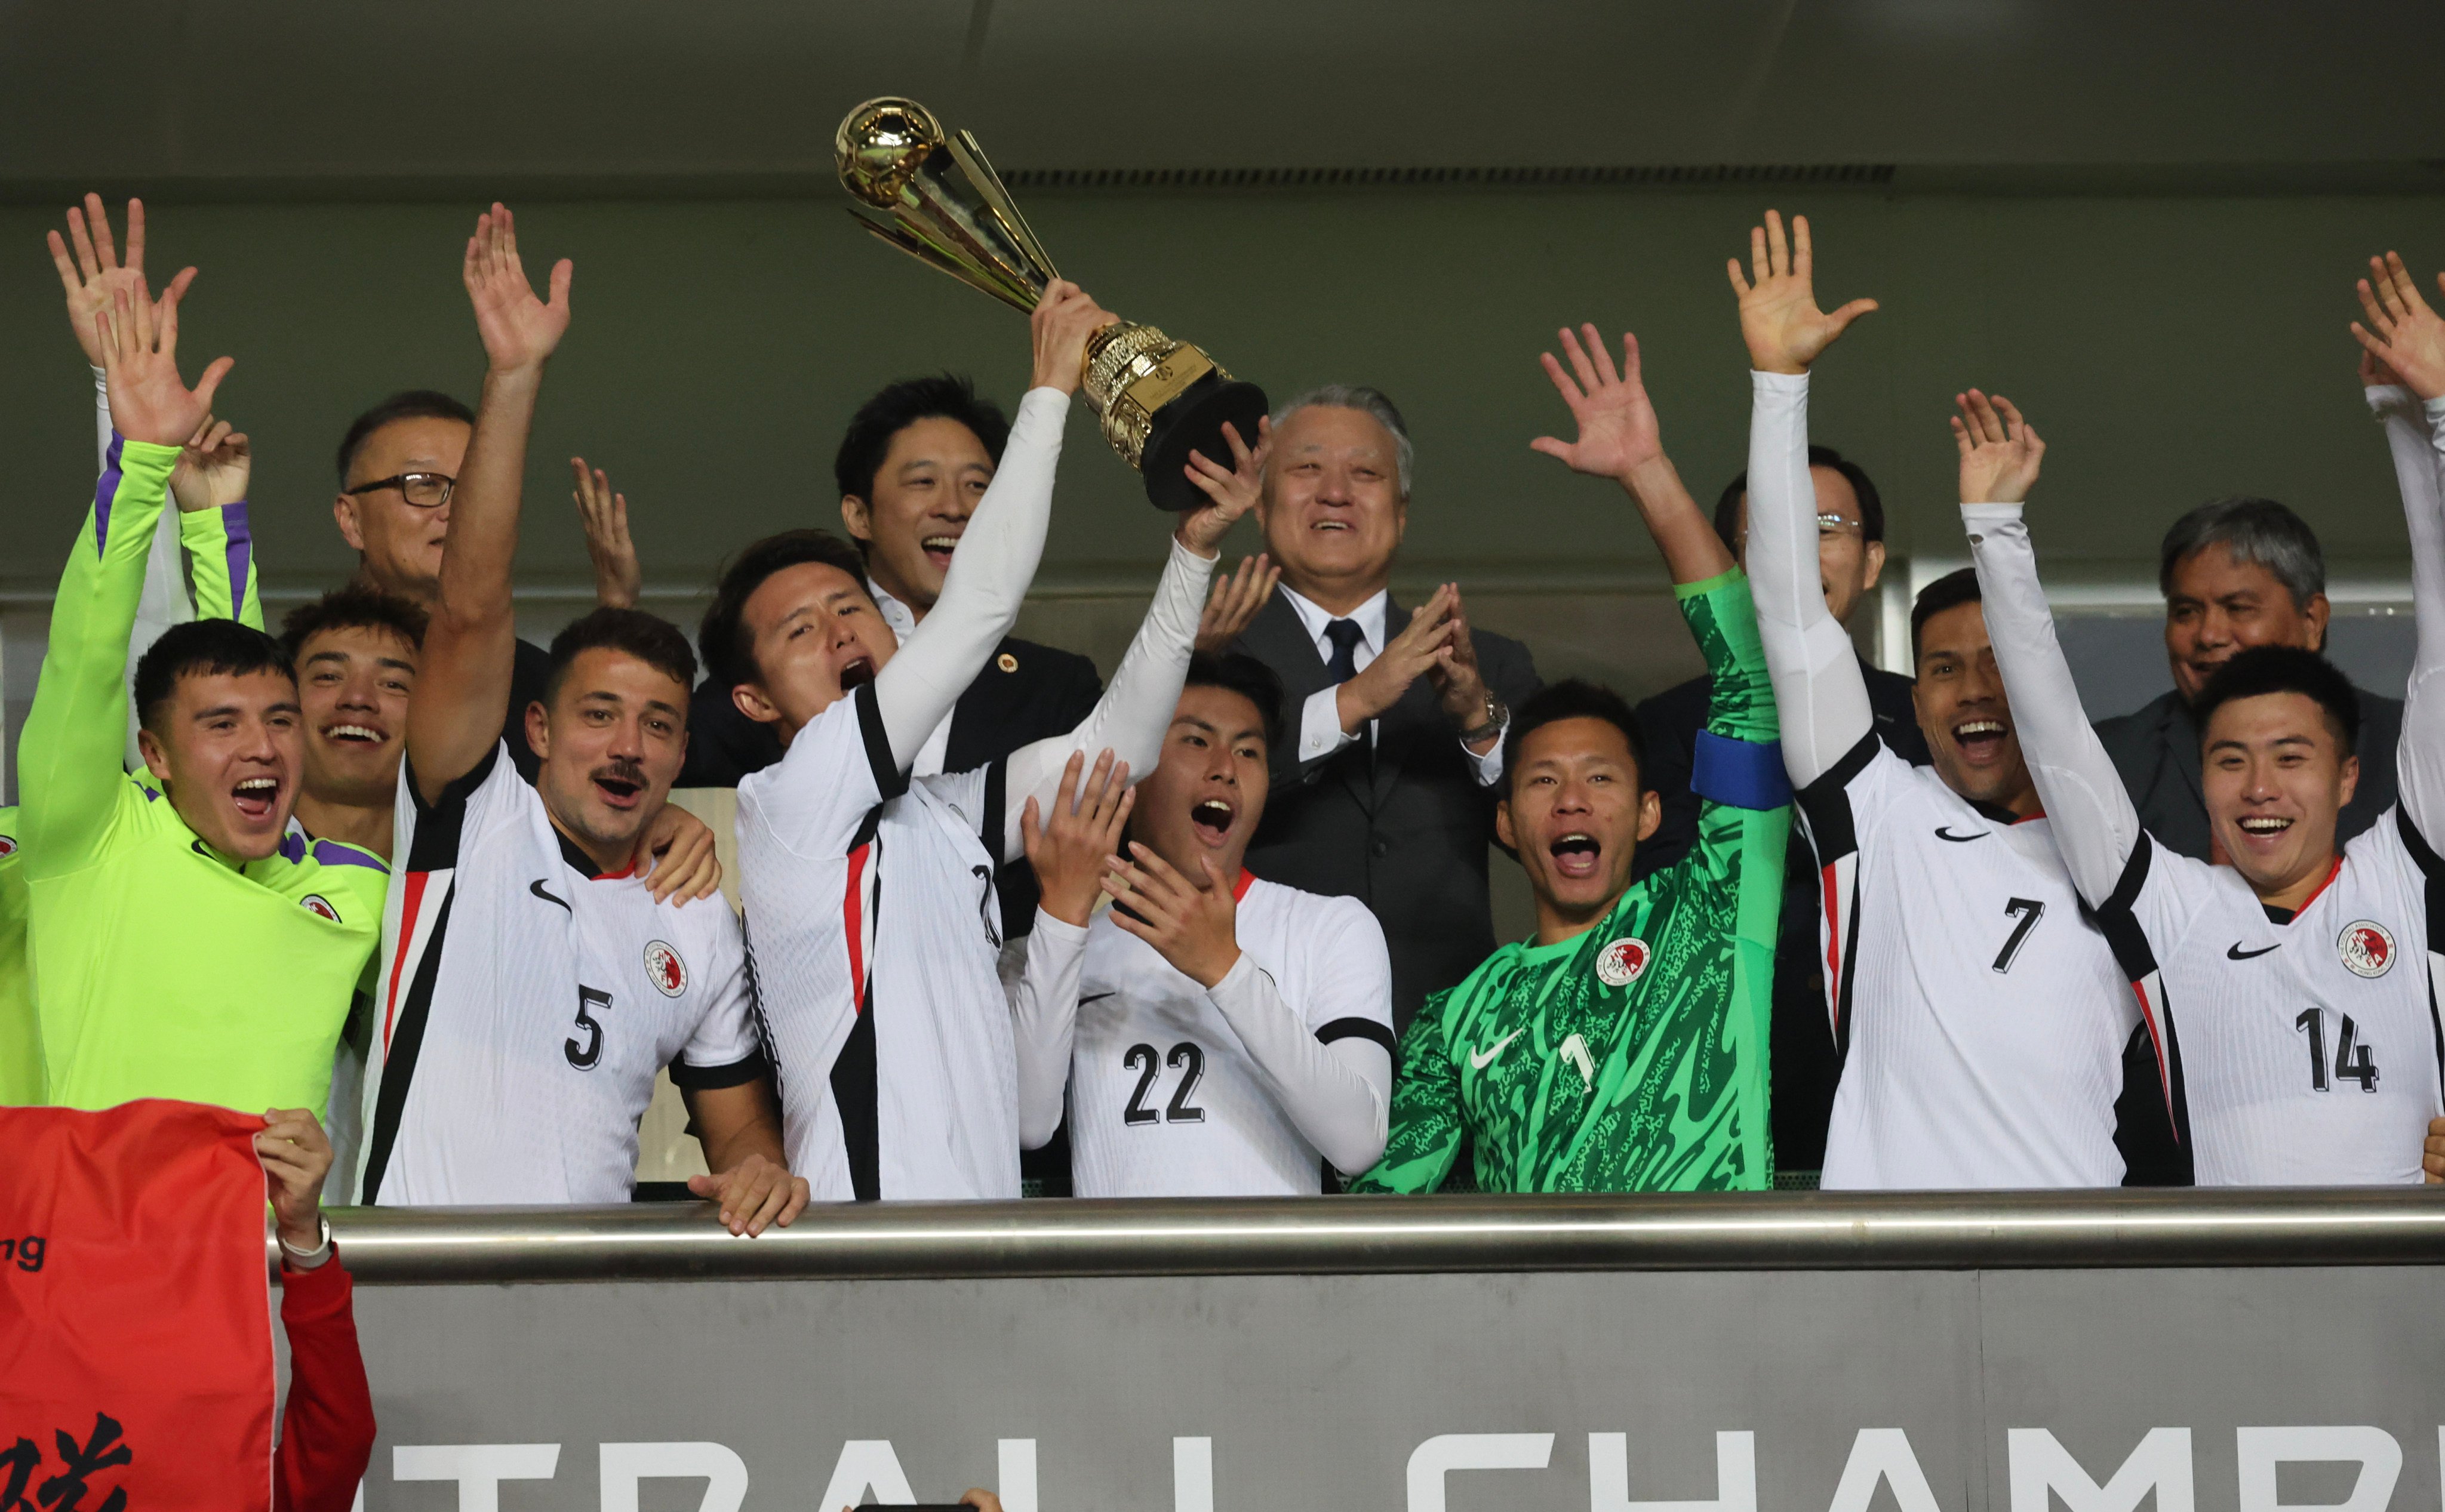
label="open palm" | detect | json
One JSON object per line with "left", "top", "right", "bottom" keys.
{"left": 463, "top": 202, "right": 572, "bottom": 372}
{"left": 1727, "top": 210, "right": 1877, "bottom": 375}
{"left": 99, "top": 281, "right": 232, "bottom": 447}
{"left": 1531, "top": 324, "right": 1661, "bottom": 481}
{"left": 2351, "top": 251, "right": 2445, "bottom": 402}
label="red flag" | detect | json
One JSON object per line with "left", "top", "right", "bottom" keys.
{"left": 0, "top": 1100, "right": 275, "bottom": 1511}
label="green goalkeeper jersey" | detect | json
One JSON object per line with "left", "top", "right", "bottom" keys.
{"left": 1351, "top": 569, "right": 1788, "bottom": 1194}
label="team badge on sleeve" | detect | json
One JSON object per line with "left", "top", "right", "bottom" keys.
{"left": 2338, "top": 922, "right": 2395, "bottom": 979}
{"left": 0, "top": 834, "right": 16, "bottom": 858}
{"left": 644, "top": 940, "right": 688, "bottom": 997}
{"left": 1595, "top": 937, "right": 1650, "bottom": 987}
{"left": 300, "top": 894, "right": 339, "bottom": 921}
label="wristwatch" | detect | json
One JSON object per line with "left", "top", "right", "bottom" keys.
{"left": 278, "top": 1214, "right": 334, "bottom": 1270}
{"left": 1458, "top": 692, "right": 1508, "bottom": 746}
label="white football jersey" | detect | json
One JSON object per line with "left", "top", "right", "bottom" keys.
{"left": 1800, "top": 735, "right": 2141, "bottom": 1189}
{"left": 738, "top": 684, "right": 1019, "bottom": 1202}
{"left": 1066, "top": 875, "right": 1395, "bottom": 1197}
{"left": 358, "top": 744, "right": 765, "bottom": 1205}
{"left": 2100, "top": 811, "right": 2444, "bottom": 1184}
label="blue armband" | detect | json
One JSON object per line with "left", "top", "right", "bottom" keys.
{"left": 1690, "top": 729, "right": 1791, "bottom": 811}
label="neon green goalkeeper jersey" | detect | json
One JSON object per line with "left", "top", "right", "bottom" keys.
{"left": 16, "top": 437, "right": 383, "bottom": 1120}
{"left": 1351, "top": 570, "right": 1788, "bottom": 1194}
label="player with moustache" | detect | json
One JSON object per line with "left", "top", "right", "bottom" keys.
{"left": 1009, "top": 652, "right": 1397, "bottom": 1196}
{"left": 708, "top": 281, "right": 1249, "bottom": 1203}
{"left": 1735, "top": 211, "right": 2140, "bottom": 1189}
{"left": 1353, "top": 321, "right": 1789, "bottom": 1194}
{"left": 356, "top": 207, "right": 802, "bottom": 1232}
{"left": 1980, "top": 252, "right": 2445, "bottom": 1185}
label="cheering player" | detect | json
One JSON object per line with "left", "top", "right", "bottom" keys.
{"left": 1966, "top": 252, "right": 2445, "bottom": 1184}
{"left": 1735, "top": 211, "right": 2139, "bottom": 1188}
{"left": 356, "top": 207, "right": 802, "bottom": 1233}
{"left": 1353, "top": 322, "right": 1788, "bottom": 1193}
{"left": 706, "top": 282, "right": 1247, "bottom": 1202}
{"left": 1011, "top": 654, "right": 1397, "bottom": 1194}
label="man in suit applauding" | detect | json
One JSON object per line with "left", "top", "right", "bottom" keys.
{"left": 1225, "top": 386, "right": 1540, "bottom": 1031}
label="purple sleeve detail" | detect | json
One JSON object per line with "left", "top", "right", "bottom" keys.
{"left": 279, "top": 829, "right": 308, "bottom": 864}
{"left": 93, "top": 433, "right": 125, "bottom": 554}
{"left": 309, "top": 839, "right": 390, "bottom": 875}
{"left": 223, "top": 500, "right": 253, "bottom": 612}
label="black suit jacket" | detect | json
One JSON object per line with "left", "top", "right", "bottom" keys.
{"left": 2094, "top": 683, "right": 2404, "bottom": 1185}
{"left": 1632, "top": 659, "right": 1927, "bottom": 1174}
{"left": 1231, "top": 590, "right": 1541, "bottom": 1034}
{"left": 678, "top": 633, "right": 1103, "bottom": 936}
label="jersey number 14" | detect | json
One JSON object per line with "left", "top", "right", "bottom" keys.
{"left": 2295, "top": 1007, "right": 2379, "bottom": 1092}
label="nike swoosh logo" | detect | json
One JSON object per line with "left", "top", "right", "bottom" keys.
{"left": 530, "top": 879, "right": 571, "bottom": 913}
{"left": 1079, "top": 991, "right": 1117, "bottom": 1006}
{"left": 2227, "top": 942, "right": 2280, "bottom": 960}
{"left": 1935, "top": 827, "right": 1989, "bottom": 843}
{"left": 1468, "top": 1028, "right": 1524, "bottom": 1071}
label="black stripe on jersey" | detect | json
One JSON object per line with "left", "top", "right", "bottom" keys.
{"left": 669, "top": 1049, "right": 773, "bottom": 1090}
{"left": 402, "top": 744, "right": 500, "bottom": 869}
{"left": 981, "top": 756, "right": 1010, "bottom": 856}
{"left": 360, "top": 885, "right": 456, "bottom": 1204}
{"left": 1793, "top": 729, "right": 1878, "bottom": 1060}
{"left": 1316, "top": 1017, "right": 1398, "bottom": 1054}
{"left": 736, "top": 909, "right": 786, "bottom": 1107}
{"left": 854, "top": 681, "right": 910, "bottom": 803}
{"left": 2096, "top": 833, "right": 2194, "bottom": 1157}
{"left": 2397, "top": 808, "right": 2445, "bottom": 1097}
{"left": 834, "top": 826, "right": 883, "bottom": 1202}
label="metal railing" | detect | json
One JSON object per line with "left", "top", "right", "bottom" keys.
{"left": 316, "top": 1188, "right": 2445, "bottom": 1285}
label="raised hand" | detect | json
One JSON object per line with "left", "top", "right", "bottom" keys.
{"left": 463, "top": 203, "right": 572, "bottom": 375}
{"left": 1726, "top": 210, "right": 1878, "bottom": 376}
{"left": 1530, "top": 325, "right": 1665, "bottom": 482}
{"left": 571, "top": 456, "right": 643, "bottom": 609}
{"left": 97, "top": 279, "right": 233, "bottom": 447}
{"left": 1952, "top": 390, "right": 2045, "bottom": 505}
{"left": 1102, "top": 841, "right": 1241, "bottom": 989}
{"left": 1176, "top": 417, "right": 1269, "bottom": 558}
{"left": 1195, "top": 552, "right": 1282, "bottom": 655}
{"left": 47, "top": 195, "right": 194, "bottom": 371}
{"left": 2351, "top": 251, "right": 2445, "bottom": 402}
{"left": 255, "top": 1108, "right": 333, "bottom": 1255}
{"left": 1029, "top": 279, "right": 1119, "bottom": 395}
{"left": 169, "top": 417, "right": 251, "bottom": 513}
{"left": 1022, "top": 749, "right": 1134, "bottom": 928}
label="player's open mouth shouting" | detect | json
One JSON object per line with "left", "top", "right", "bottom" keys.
{"left": 230, "top": 772, "right": 285, "bottom": 824}
{"left": 1951, "top": 716, "right": 2010, "bottom": 765}
{"left": 1189, "top": 797, "right": 1235, "bottom": 847}
{"left": 1546, "top": 830, "right": 1602, "bottom": 880}
{"left": 591, "top": 760, "right": 648, "bottom": 811}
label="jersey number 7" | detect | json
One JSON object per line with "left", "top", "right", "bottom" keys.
{"left": 1992, "top": 898, "right": 2045, "bottom": 974}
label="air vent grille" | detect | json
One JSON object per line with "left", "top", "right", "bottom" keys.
{"left": 999, "top": 163, "right": 1896, "bottom": 192}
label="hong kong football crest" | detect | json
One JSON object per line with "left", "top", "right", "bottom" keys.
{"left": 644, "top": 939, "right": 688, "bottom": 997}
{"left": 0, "top": 833, "right": 16, "bottom": 858}
{"left": 2338, "top": 921, "right": 2395, "bottom": 979}
{"left": 300, "top": 894, "right": 339, "bottom": 921}
{"left": 1595, "top": 936, "right": 1650, "bottom": 988}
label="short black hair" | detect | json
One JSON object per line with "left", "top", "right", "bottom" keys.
{"left": 699, "top": 529, "right": 873, "bottom": 694}
{"left": 545, "top": 606, "right": 699, "bottom": 709}
{"left": 2194, "top": 645, "right": 2360, "bottom": 758}
{"left": 1911, "top": 566, "right": 1984, "bottom": 661}
{"left": 1183, "top": 652, "right": 1285, "bottom": 748}
{"left": 1712, "top": 443, "right": 1886, "bottom": 550}
{"left": 133, "top": 619, "right": 294, "bottom": 733}
{"left": 334, "top": 390, "right": 473, "bottom": 489}
{"left": 833, "top": 374, "right": 1009, "bottom": 521}
{"left": 1502, "top": 679, "right": 1648, "bottom": 794}
{"left": 278, "top": 584, "right": 429, "bottom": 661}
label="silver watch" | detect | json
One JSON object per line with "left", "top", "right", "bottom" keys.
{"left": 1459, "top": 694, "right": 1508, "bottom": 745}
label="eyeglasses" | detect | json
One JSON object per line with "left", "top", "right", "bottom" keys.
{"left": 346, "top": 472, "right": 455, "bottom": 509}
{"left": 1733, "top": 515, "right": 1867, "bottom": 551}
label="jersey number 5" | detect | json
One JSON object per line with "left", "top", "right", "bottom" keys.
{"left": 567, "top": 986, "right": 611, "bottom": 1071}
{"left": 2295, "top": 1007, "right": 2379, "bottom": 1092}
{"left": 1123, "top": 1042, "right": 1208, "bottom": 1125}
{"left": 1992, "top": 897, "right": 2045, "bottom": 974}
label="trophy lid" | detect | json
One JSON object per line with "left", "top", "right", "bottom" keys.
{"left": 836, "top": 97, "right": 945, "bottom": 207}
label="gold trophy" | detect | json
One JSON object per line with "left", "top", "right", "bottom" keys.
{"left": 836, "top": 97, "right": 1268, "bottom": 511}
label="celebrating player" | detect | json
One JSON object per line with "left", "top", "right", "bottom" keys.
{"left": 1965, "top": 251, "right": 2445, "bottom": 1184}
{"left": 704, "top": 281, "right": 1245, "bottom": 1202}
{"left": 1734, "top": 211, "right": 2140, "bottom": 1188}
{"left": 1011, "top": 654, "right": 1397, "bottom": 1195}
{"left": 355, "top": 207, "right": 803, "bottom": 1233}
{"left": 1352, "top": 321, "right": 1788, "bottom": 1193}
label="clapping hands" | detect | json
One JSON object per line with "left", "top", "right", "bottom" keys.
{"left": 1728, "top": 210, "right": 1878, "bottom": 376}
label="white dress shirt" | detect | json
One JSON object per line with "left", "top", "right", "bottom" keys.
{"left": 869, "top": 576, "right": 957, "bottom": 777}
{"left": 1277, "top": 586, "right": 1504, "bottom": 786}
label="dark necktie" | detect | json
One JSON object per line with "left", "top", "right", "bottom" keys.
{"left": 1323, "top": 618, "right": 1365, "bottom": 683}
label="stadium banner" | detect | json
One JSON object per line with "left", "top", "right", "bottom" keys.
{"left": 347, "top": 1264, "right": 2443, "bottom": 1511}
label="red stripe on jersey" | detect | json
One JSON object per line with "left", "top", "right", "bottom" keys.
{"left": 2132, "top": 977, "right": 2176, "bottom": 1127}
{"left": 2289, "top": 855, "right": 2346, "bottom": 918}
{"left": 1232, "top": 868, "right": 1256, "bottom": 902}
{"left": 383, "top": 870, "right": 431, "bottom": 1052}
{"left": 844, "top": 840, "right": 872, "bottom": 1015}
{"left": 1820, "top": 861, "right": 1843, "bottom": 1031}
{"left": 593, "top": 861, "right": 638, "bottom": 882}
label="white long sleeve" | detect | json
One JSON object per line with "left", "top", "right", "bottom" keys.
{"left": 998, "top": 535, "right": 1216, "bottom": 861}
{"left": 1745, "top": 370, "right": 1875, "bottom": 785}
{"left": 1005, "top": 910, "right": 1089, "bottom": 1150}
{"left": 872, "top": 386, "right": 1067, "bottom": 772}
{"left": 2373, "top": 386, "right": 2445, "bottom": 843}
{"left": 1963, "top": 502, "right": 2142, "bottom": 907}
{"left": 1203, "top": 951, "right": 1391, "bottom": 1175}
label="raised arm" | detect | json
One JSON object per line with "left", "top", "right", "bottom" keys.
{"left": 407, "top": 205, "right": 571, "bottom": 804}
{"left": 1726, "top": 210, "right": 1880, "bottom": 786}
{"left": 173, "top": 418, "right": 262, "bottom": 627}
{"left": 1530, "top": 324, "right": 1733, "bottom": 586}
{"left": 2348, "top": 252, "right": 2445, "bottom": 843}
{"left": 1955, "top": 393, "right": 2140, "bottom": 906}
{"left": 871, "top": 284, "right": 1113, "bottom": 772}
{"left": 1010, "top": 753, "right": 1133, "bottom": 1149}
